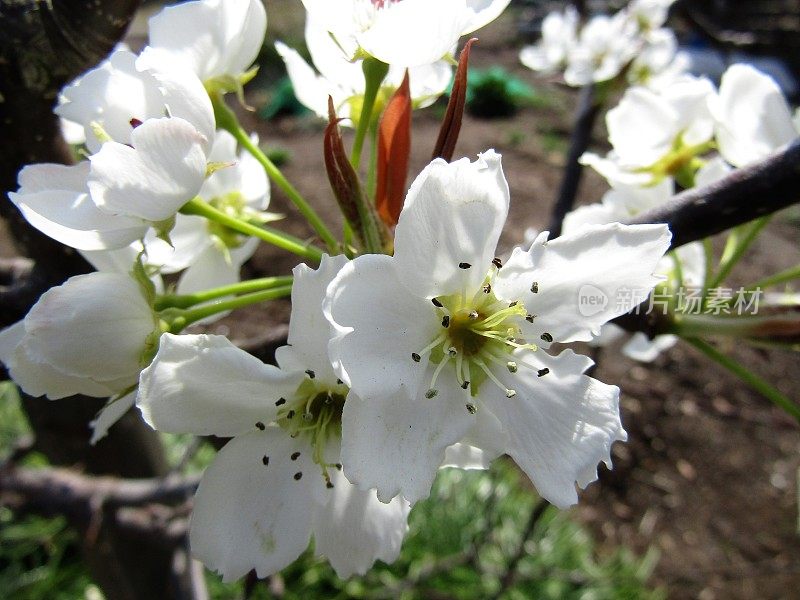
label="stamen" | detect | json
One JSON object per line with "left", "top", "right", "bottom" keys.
{"left": 255, "top": 421, "right": 265, "bottom": 430}
{"left": 294, "top": 472, "right": 303, "bottom": 480}
{"left": 275, "top": 398, "right": 286, "bottom": 406}
{"left": 305, "top": 369, "right": 316, "bottom": 379}
{"left": 461, "top": 380, "right": 470, "bottom": 389}
{"left": 538, "top": 368, "right": 550, "bottom": 377}
{"left": 411, "top": 352, "right": 421, "bottom": 362}
{"left": 475, "top": 359, "right": 514, "bottom": 398}
{"left": 262, "top": 456, "right": 269, "bottom": 465}
{"left": 531, "top": 281, "right": 539, "bottom": 293}
{"left": 442, "top": 315, "right": 450, "bottom": 328}
{"left": 425, "top": 389, "right": 438, "bottom": 399}
{"left": 432, "top": 298, "right": 443, "bottom": 307}
{"left": 415, "top": 332, "right": 448, "bottom": 359}
{"left": 291, "top": 451, "right": 301, "bottom": 460}
{"left": 525, "top": 314, "right": 536, "bottom": 323}
{"left": 466, "top": 403, "right": 477, "bottom": 414}
{"left": 540, "top": 332, "right": 554, "bottom": 343}
{"left": 483, "top": 283, "right": 492, "bottom": 294}
{"left": 326, "top": 481, "right": 335, "bottom": 489}
{"left": 302, "top": 412, "right": 314, "bottom": 422}
{"left": 468, "top": 310, "right": 479, "bottom": 320}
{"left": 507, "top": 361, "right": 518, "bottom": 373}
{"left": 448, "top": 346, "right": 457, "bottom": 357}
{"left": 492, "top": 257, "right": 503, "bottom": 269}
{"left": 458, "top": 262, "right": 472, "bottom": 269}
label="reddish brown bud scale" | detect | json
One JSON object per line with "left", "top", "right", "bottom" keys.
{"left": 432, "top": 38, "right": 477, "bottom": 162}
{"left": 323, "top": 96, "right": 364, "bottom": 232}
{"left": 375, "top": 70, "right": 412, "bottom": 227}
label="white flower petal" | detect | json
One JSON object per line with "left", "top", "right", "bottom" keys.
{"left": 275, "top": 41, "right": 335, "bottom": 119}
{"left": 481, "top": 349, "right": 625, "bottom": 508}
{"left": 23, "top": 273, "right": 154, "bottom": 383}
{"left": 138, "top": 333, "right": 300, "bottom": 437}
{"left": 463, "top": 0, "right": 512, "bottom": 34}
{"left": 495, "top": 223, "right": 671, "bottom": 343}
{"left": 358, "top": 0, "right": 470, "bottom": 67}
{"left": 340, "top": 380, "right": 475, "bottom": 504}
{"left": 90, "top": 392, "right": 136, "bottom": 444}
{"left": 393, "top": 150, "right": 509, "bottom": 298}
{"left": 9, "top": 163, "right": 147, "bottom": 251}
{"left": 88, "top": 117, "right": 208, "bottom": 222}
{"left": 176, "top": 245, "right": 240, "bottom": 296}
{"left": 190, "top": 429, "right": 323, "bottom": 581}
{"left": 145, "top": 0, "right": 267, "bottom": 81}
{"left": 621, "top": 332, "right": 677, "bottom": 362}
{"left": 607, "top": 87, "right": 678, "bottom": 167}
{"left": 442, "top": 443, "right": 492, "bottom": 470}
{"left": 282, "top": 254, "right": 348, "bottom": 380}
{"left": 55, "top": 50, "right": 165, "bottom": 153}
{"left": 313, "top": 468, "right": 410, "bottom": 578}
{"left": 712, "top": 63, "right": 797, "bottom": 167}
{"left": 325, "top": 254, "right": 436, "bottom": 399}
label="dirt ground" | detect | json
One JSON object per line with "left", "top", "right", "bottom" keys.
{"left": 4, "top": 3, "right": 797, "bottom": 599}
{"left": 204, "top": 8, "right": 800, "bottom": 599}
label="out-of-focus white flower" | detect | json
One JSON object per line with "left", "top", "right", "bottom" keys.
{"left": 138, "top": 0, "right": 267, "bottom": 85}
{"left": 627, "top": 0, "right": 676, "bottom": 31}
{"left": 324, "top": 150, "right": 671, "bottom": 507}
{"left": 581, "top": 74, "right": 715, "bottom": 186}
{"left": 301, "top": 0, "right": 510, "bottom": 68}
{"left": 710, "top": 63, "right": 800, "bottom": 168}
{"left": 519, "top": 7, "right": 578, "bottom": 75}
{"left": 628, "top": 28, "right": 688, "bottom": 89}
{"left": 564, "top": 12, "right": 638, "bottom": 86}
{"left": 137, "top": 255, "right": 410, "bottom": 580}
{"left": 276, "top": 14, "right": 452, "bottom": 123}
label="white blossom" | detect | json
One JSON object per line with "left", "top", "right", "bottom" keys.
{"left": 276, "top": 13, "right": 452, "bottom": 123}
{"left": 518, "top": 7, "right": 578, "bottom": 75}
{"left": 301, "top": 0, "right": 511, "bottom": 68}
{"left": 137, "top": 255, "right": 410, "bottom": 580}
{"left": 324, "top": 151, "right": 671, "bottom": 507}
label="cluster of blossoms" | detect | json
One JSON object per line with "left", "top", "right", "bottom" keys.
{"left": 520, "top": 0, "right": 685, "bottom": 89}
{"left": 1, "top": 0, "right": 691, "bottom": 583}
{"left": 566, "top": 62, "right": 799, "bottom": 361}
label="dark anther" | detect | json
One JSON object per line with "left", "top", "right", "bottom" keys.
{"left": 129, "top": 118, "right": 143, "bottom": 129}
{"left": 432, "top": 298, "right": 443, "bottom": 307}
{"left": 291, "top": 451, "right": 301, "bottom": 461}
{"left": 287, "top": 410, "right": 296, "bottom": 419}
{"left": 262, "top": 456, "right": 269, "bottom": 466}
{"left": 294, "top": 472, "right": 303, "bottom": 481}
{"left": 335, "top": 463, "right": 343, "bottom": 470}
{"left": 466, "top": 403, "right": 477, "bottom": 414}
{"left": 461, "top": 380, "right": 470, "bottom": 389}
{"left": 442, "top": 315, "right": 450, "bottom": 328}
{"left": 530, "top": 281, "right": 539, "bottom": 293}
{"left": 458, "top": 262, "right": 472, "bottom": 269}
{"left": 492, "top": 257, "right": 503, "bottom": 269}
{"left": 275, "top": 398, "right": 286, "bottom": 406}
{"left": 540, "top": 332, "right": 553, "bottom": 343}
{"left": 483, "top": 284, "right": 492, "bottom": 294}
{"left": 525, "top": 314, "right": 535, "bottom": 323}
{"left": 326, "top": 481, "right": 335, "bottom": 489}
{"left": 305, "top": 369, "right": 316, "bottom": 379}
{"left": 411, "top": 352, "right": 421, "bottom": 362}
{"left": 537, "top": 368, "right": 550, "bottom": 377}
{"left": 255, "top": 421, "right": 265, "bottom": 430}
{"left": 336, "top": 378, "right": 343, "bottom": 385}
{"left": 509, "top": 301, "right": 518, "bottom": 307}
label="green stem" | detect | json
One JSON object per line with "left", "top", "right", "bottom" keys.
{"left": 163, "top": 285, "right": 293, "bottom": 333}
{"left": 746, "top": 264, "right": 800, "bottom": 292}
{"left": 155, "top": 276, "right": 293, "bottom": 310}
{"left": 709, "top": 216, "right": 770, "bottom": 289}
{"left": 210, "top": 95, "right": 339, "bottom": 253}
{"left": 685, "top": 337, "right": 800, "bottom": 423}
{"left": 181, "top": 198, "right": 323, "bottom": 262}
{"left": 365, "top": 118, "right": 380, "bottom": 200}
{"left": 350, "top": 58, "right": 389, "bottom": 170}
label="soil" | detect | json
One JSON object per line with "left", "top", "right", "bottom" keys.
{"left": 9, "top": 4, "right": 799, "bottom": 599}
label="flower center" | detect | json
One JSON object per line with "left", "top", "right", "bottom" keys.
{"left": 412, "top": 261, "right": 546, "bottom": 412}
{"left": 275, "top": 376, "right": 348, "bottom": 486}
{"left": 207, "top": 192, "right": 248, "bottom": 250}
